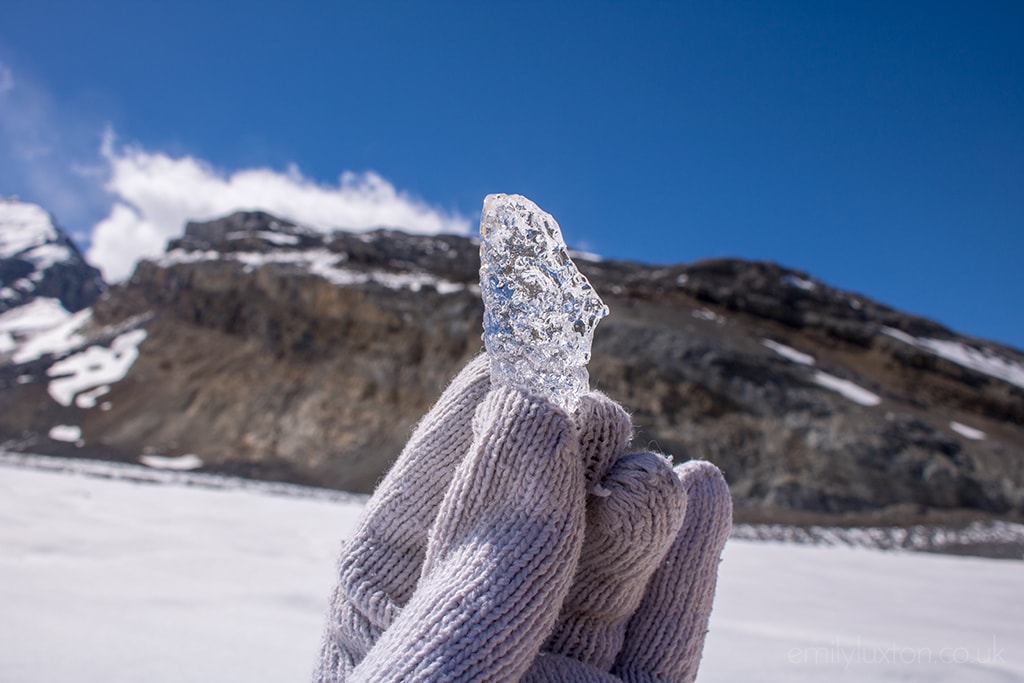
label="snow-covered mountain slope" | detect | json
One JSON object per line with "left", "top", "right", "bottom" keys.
{"left": 0, "top": 457, "right": 1020, "bottom": 683}
{"left": 0, "top": 199, "right": 153, "bottom": 460}
{"left": 0, "top": 198, "right": 105, "bottom": 315}
{"left": 0, "top": 197, "right": 116, "bottom": 381}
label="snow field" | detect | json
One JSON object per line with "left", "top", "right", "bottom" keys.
{"left": 706, "top": 543, "right": 1022, "bottom": 682}
{"left": 0, "top": 461, "right": 1021, "bottom": 682}
{"left": 0, "top": 463, "right": 363, "bottom": 683}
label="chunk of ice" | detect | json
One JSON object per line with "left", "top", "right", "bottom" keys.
{"left": 479, "top": 194, "right": 608, "bottom": 412}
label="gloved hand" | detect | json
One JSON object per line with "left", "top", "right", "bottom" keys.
{"left": 314, "top": 354, "right": 732, "bottom": 682}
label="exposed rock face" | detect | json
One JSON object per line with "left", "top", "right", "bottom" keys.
{"left": 577, "top": 257, "right": 1024, "bottom": 517}
{"left": 79, "top": 215, "right": 484, "bottom": 490}
{"left": 1, "top": 209, "right": 1022, "bottom": 521}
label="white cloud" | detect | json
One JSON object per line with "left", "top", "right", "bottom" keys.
{"left": 88, "top": 132, "right": 471, "bottom": 281}
{"left": 1, "top": 64, "right": 471, "bottom": 282}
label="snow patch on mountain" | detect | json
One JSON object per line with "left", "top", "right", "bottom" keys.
{"left": 0, "top": 298, "right": 77, "bottom": 356}
{"left": 692, "top": 308, "right": 726, "bottom": 324}
{"left": 883, "top": 327, "right": 1024, "bottom": 389}
{"left": 950, "top": 421, "right": 986, "bottom": 441}
{"left": 46, "top": 329, "right": 147, "bottom": 407}
{"left": 0, "top": 297, "right": 73, "bottom": 336}
{"left": 781, "top": 273, "right": 816, "bottom": 291}
{"left": 10, "top": 308, "right": 92, "bottom": 363}
{"left": 813, "top": 371, "right": 882, "bottom": 406}
{"left": 139, "top": 453, "right": 204, "bottom": 471}
{"left": 19, "top": 243, "right": 75, "bottom": 274}
{"left": 568, "top": 248, "right": 603, "bottom": 263}
{"left": 760, "top": 340, "right": 880, "bottom": 405}
{"left": 1, "top": 198, "right": 106, "bottom": 322}
{"left": 75, "top": 385, "right": 111, "bottom": 409}
{"left": 762, "top": 339, "right": 816, "bottom": 365}
{"left": 47, "top": 425, "right": 82, "bottom": 444}
{"left": 226, "top": 230, "right": 300, "bottom": 245}
{"left": 0, "top": 199, "right": 58, "bottom": 259}
{"left": 158, "top": 248, "right": 221, "bottom": 265}
{"left": 159, "top": 247, "right": 467, "bottom": 294}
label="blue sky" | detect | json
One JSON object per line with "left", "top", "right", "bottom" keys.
{"left": 1, "top": 1, "right": 1021, "bottom": 349}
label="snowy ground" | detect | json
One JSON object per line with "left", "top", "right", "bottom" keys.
{"left": 1, "top": 459, "right": 1020, "bottom": 683}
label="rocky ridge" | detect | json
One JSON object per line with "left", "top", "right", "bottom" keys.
{"left": 1, "top": 208, "right": 1022, "bottom": 523}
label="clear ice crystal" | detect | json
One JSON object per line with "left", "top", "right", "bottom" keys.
{"left": 479, "top": 193, "right": 609, "bottom": 412}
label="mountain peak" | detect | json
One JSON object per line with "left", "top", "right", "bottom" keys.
{"left": 0, "top": 198, "right": 60, "bottom": 260}
{"left": 0, "top": 198, "right": 106, "bottom": 314}
{"left": 164, "top": 210, "right": 319, "bottom": 256}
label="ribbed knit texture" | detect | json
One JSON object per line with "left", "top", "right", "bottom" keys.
{"left": 348, "top": 385, "right": 583, "bottom": 681}
{"left": 573, "top": 392, "right": 633, "bottom": 492}
{"left": 315, "top": 355, "right": 491, "bottom": 681}
{"left": 612, "top": 460, "right": 733, "bottom": 683}
{"left": 520, "top": 460, "right": 731, "bottom": 683}
{"left": 537, "top": 452, "right": 688, "bottom": 672}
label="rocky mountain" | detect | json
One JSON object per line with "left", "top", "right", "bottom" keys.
{"left": 0, "top": 198, "right": 105, "bottom": 316}
{"left": 0, "top": 198, "right": 107, "bottom": 369}
{"left": 1, "top": 207, "right": 1022, "bottom": 524}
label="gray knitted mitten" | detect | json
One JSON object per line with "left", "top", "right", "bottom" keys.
{"left": 524, "top": 459, "right": 732, "bottom": 683}
{"left": 315, "top": 355, "right": 492, "bottom": 680}
{"left": 315, "top": 355, "right": 732, "bottom": 683}
{"left": 315, "top": 356, "right": 625, "bottom": 681}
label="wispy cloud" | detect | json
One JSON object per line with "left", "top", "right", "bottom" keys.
{"left": 0, "top": 63, "right": 471, "bottom": 282}
{"left": 89, "top": 133, "right": 471, "bottom": 281}
{"left": 0, "top": 62, "right": 108, "bottom": 237}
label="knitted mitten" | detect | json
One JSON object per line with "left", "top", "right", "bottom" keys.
{"left": 612, "top": 460, "right": 733, "bottom": 682}
{"left": 315, "top": 354, "right": 491, "bottom": 681}
{"left": 536, "top": 451, "right": 688, "bottom": 671}
{"left": 347, "top": 385, "right": 584, "bottom": 682}
{"left": 523, "top": 459, "right": 732, "bottom": 683}
{"left": 315, "top": 353, "right": 732, "bottom": 683}
{"left": 574, "top": 391, "right": 634, "bottom": 491}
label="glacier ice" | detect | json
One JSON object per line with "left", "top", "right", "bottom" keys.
{"left": 479, "top": 193, "right": 608, "bottom": 412}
